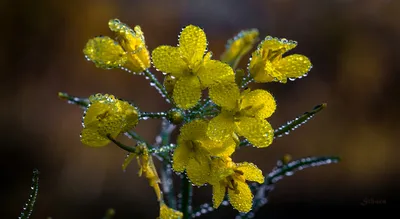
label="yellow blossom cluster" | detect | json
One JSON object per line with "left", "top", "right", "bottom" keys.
{"left": 80, "top": 19, "right": 312, "bottom": 217}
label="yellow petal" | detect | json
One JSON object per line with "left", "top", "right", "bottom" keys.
{"left": 197, "top": 60, "right": 235, "bottom": 87}
{"left": 249, "top": 51, "right": 274, "bottom": 83}
{"left": 209, "top": 81, "right": 240, "bottom": 110}
{"left": 159, "top": 202, "right": 183, "bottom": 219}
{"left": 178, "top": 119, "right": 208, "bottom": 141}
{"left": 172, "top": 144, "right": 191, "bottom": 172}
{"left": 83, "top": 36, "right": 127, "bottom": 69}
{"left": 209, "top": 157, "right": 235, "bottom": 185}
{"left": 276, "top": 54, "right": 312, "bottom": 79}
{"left": 240, "top": 89, "right": 276, "bottom": 119}
{"left": 178, "top": 25, "right": 207, "bottom": 66}
{"left": 216, "top": 137, "right": 237, "bottom": 157}
{"left": 186, "top": 151, "right": 211, "bottom": 186}
{"left": 236, "top": 116, "right": 274, "bottom": 148}
{"left": 260, "top": 36, "right": 297, "bottom": 54}
{"left": 236, "top": 162, "right": 264, "bottom": 184}
{"left": 116, "top": 100, "right": 139, "bottom": 132}
{"left": 173, "top": 75, "right": 201, "bottom": 109}
{"left": 221, "top": 29, "right": 259, "bottom": 68}
{"left": 80, "top": 102, "right": 122, "bottom": 147}
{"left": 152, "top": 45, "right": 188, "bottom": 76}
{"left": 80, "top": 126, "right": 111, "bottom": 147}
{"left": 212, "top": 181, "right": 226, "bottom": 209}
{"left": 228, "top": 180, "right": 253, "bottom": 213}
{"left": 207, "top": 111, "right": 235, "bottom": 141}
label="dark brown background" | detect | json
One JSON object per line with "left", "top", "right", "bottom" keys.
{"left": 1, "top": 0, "right": 399, "bottom": 218}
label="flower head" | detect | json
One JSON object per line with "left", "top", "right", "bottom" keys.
{"left": 172, "top": 119, "right": 237, "bottom": 186}
{"left": 221, "top": 29, "right": 259, "bottom": 68}
{"left": 80, "top": 94, "right": 139, "bottom": 147}
{"left": 152, "top": 25, "right": 235, "bottom": 109}
{"left": 249, "top": 36, "right": 312, "bottom": 83}
{"left": 158, "top": 202, "right": 183, "bottom": 219}
{"left": 210, "top": 157, "right": 264, "bottom": 213}
{"left": 207, "top": 83, "right": 276, "bottom": 148}
{"left": 83, "top": 19, "right": 150, "bottom": 73}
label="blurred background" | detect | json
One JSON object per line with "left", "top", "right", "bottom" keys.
{"left": 1, "top": 0, "right": 399, "bottom": 218}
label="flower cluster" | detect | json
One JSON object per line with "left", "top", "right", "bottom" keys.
{"left": 73, "top": 19, "right": 312, "bottom": 218}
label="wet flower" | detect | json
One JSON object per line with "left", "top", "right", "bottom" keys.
{"left": 249, "top": 36, "right": 312, "bottom": 83}
{"left": 221, "top": 29, "right": 259, "bottom": 68}
{"left": 83, "top": 19, "right": 150, "bottom": 73}
{"left": 80, "top": 94, "right": 139, "bottom": 147}
{"left": 152, "top": 25, "right": 235, "bottom": 109}
{"left": 210, "top": 157, "right": 264, "bottom": 213}
{"left": 207, "top": 83, "right": 276, "bottom": 148}
{"left": 158, "top": 202, "right": 183, "bottom": 219}
{"left": 172, "top": 119, "right": 237, "bottom": 186}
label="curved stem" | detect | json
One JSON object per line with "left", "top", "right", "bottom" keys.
{"left": 140, "top": 111, "right": 167, "bottom": 120}
{"left": 181, "top": 177, "right": 193, "bottom": 219}
{"left": 144, "top": 69, "right": 173, "bottom": 104}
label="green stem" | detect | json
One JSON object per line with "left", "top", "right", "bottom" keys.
{"left": 144, "top": 69, "right": 173, "bottom": 104}
{"left": 58, "top": 92, "right": 89, "bottom": 108}
{"left": 274, "top": 103, "right": 327, "bottom": 138}
{"left": 125, "top": 131, "right": 147, "bottom": 144}
{"left": 149, "top": 144, "right": 177, "bottom": 154}
{"left": 140, "top": 111, "right": 167, "bottom": 120}
{"left": 240, "top": 74, "right": 254, "bottom": 89}
{"left": 181, "top": 177, "right": 193, "bottom": 219}
{"left": 157, "top": 119, "right": 177, "bottom": 209}
{"left": 19, "top": 169, "right": 39, "bottom": 219}
{"left": 108, "top": 135, "right": 136, "bottom": 153}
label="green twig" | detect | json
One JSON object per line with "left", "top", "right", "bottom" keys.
{"left": 140, "top": 111, "right": 167, "bottom": 120}
{"left": 274, "top": 103, "right": 327, "bottom": 138}
{"left": 58, "top": 92, "right": 89, "bottom": 108}
{"left": 144, "top": 69, "right": 173, "bottom": 104}
{"left": 181, "top": 177, "right": 193, "bottom": 219}
{"left": 19, "top": 169, "right": 40, "bottom": 219}
{"left": 125, "top": 131, "right": 148, "bottom": 144}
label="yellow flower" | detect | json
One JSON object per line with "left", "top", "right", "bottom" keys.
{"left": 207, "top": 83, "right": 276, "bottom": 148}
{"left": 158, "top": 202, "right": 183, "bottom": 219}
{"left": 83, "top": 19, "right": 150, "bottom": 73}
{"left": 172, "top": 119, "right": 237, "bottom": 186}
{"left": 80, "top": 94, "right": 139, "bottom": 147}
{"left": 152, "top": 25, "right": 235, "bottom": 109}
{"left": 210, "top": 157, "right": 264, "bottom": 213}
{"left": 248, "top": 36, "right": 312, "bottom": 83}
{"left": 221, "top": 29, "right": 259, "bottom": 68}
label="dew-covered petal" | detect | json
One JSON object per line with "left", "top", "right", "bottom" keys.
{"left": 209, "top": 81, "right": 240, "bottom": 110}
{"left": 186, "top": 151, "right": 211, "bottom": 186}
{"left": 221, "top": 29, "right": 259, "bottom": 67}
{"left": 207, "top": 111, "right": 235, "bottom": 141}
{"left": 212, "top": 181, "right": 226, "bottom": 209}
{"left": 178, "top": 119, "right": 208, "bottom": 142}
{"left": 197, "top": 60, "right": 235, "bottom": 87}
{"left": 240, "top": 89, "right": 276, "bottom": 119}
{"left": 236, "top": 116, "right": 274, "bottom": 148}
{"left": 159, "top": 202, "right": 183, "bottom": 219}
{"left": 83, "top": 36, "right": 127, "bottom": 69}
{"left": 228, "top": 180, "right": 253, "bottom": 213}
{"left": 116, "top": 100, "right": 139, "bottom": 132}
{"left": 236, "top": 162, "right": 264, "bottom": 184}
{"left": 172, "top": 75, "right": 201, "bottom": 109}
{"left": 172, "top": 144, "right": 191, "bottom": 172}
{"left": 151, "top": 45, "right": 187, "bottom": 76}
{"left": 80, "top": 126, "right": 111, "bottom": 147}
{"left": 276, "top": 54, "right": 311, "bottom": 79}
{"left": 260, "top": 36, "right": 297, "bottom": 53}
{"left": 215, "top": 137, "right": 237, "bottom": 157}
{"left": 178, "top": 25, "right": 207, "bottom": 66}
